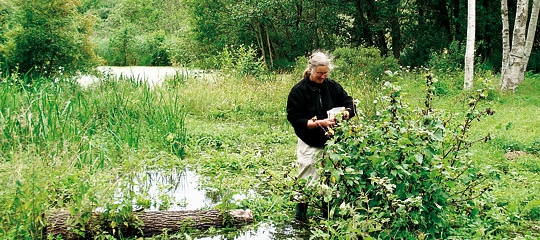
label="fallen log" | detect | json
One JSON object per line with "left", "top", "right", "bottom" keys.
{"left": 45, "top": 209, "right": 253, "bottom": 239}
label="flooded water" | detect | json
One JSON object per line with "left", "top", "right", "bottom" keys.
{"left": 132, "top": 169, "right": 214, "bottom": 211}
{"left": 130, "top": 168, "right": 310, "bottom": 240}
{"left": 78, "top": 66, "right": 204, "bottom": 87}
{"left": 83, "top": 67, "right": 310, "bottom": 239}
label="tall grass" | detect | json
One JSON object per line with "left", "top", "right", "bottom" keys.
{"left": 1, "top": 66, "right": 539, "bottom": 239}
{"left": 179, "top": 69, "right": 540, "bottom": 238}
{"left": 0, "top": 74, "right": 187, "bottom": 238}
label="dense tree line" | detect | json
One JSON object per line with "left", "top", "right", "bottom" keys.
{"left": 183, "top": 0, "right": 510, "bottom": 71}
{"left": 3, "top": 0, "right": 540, "bottom": 77}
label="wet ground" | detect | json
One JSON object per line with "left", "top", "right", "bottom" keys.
{"left": 82, "top": 67, "right": 310, "bottom": 239}
{"left": 133, "top": 169, "right": 311, "bottom": 239}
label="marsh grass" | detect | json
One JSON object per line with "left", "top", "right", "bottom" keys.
{"left": 1, "top": 68, "right": 539, "bottom": 239}
{"left": 0, "top": 74, "right": 188, "bottom": 238}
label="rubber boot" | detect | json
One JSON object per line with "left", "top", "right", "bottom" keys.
{"left": 295, "top": 203, "right": 308, "bottom": 222}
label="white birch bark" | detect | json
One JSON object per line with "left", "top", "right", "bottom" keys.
{"left": 464, "top": 0, "right": 475, "bottom": 90}
{"left": 519, "top": 0, "right": 540, "bottom": 84}
{"left": 500, "top": 0, "right": 510, "bottom": 81}
{"left": 500, "top": 0, "right": 528, "bottom": 91}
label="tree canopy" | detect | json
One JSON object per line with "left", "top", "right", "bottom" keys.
{"left": 5, "top": 0, "right": 98, "bottom": 78}
{"left": 3, "top": 0, "right": 540, "bottom": 77}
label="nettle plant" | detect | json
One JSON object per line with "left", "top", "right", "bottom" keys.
{"left": 299, "top": 75, "right": 498, "bottom": 239}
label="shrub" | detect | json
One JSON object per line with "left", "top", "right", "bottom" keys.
{"left": 215, "top": 45, "right": 267, "bottom": 77}
{"left": 164, "top": 35, "right": 198, "bottom": 67}
{"left": 296, "top": 75, "right": 498, "bottom": 239}
{"left": 8, "top": 0, "right": 98, "bottom": 78}
{"left": 428, "top": 41, "right": 465, "bottom": 73}
{"left": 332, "top": 47, "right": 400, "bottom": 85}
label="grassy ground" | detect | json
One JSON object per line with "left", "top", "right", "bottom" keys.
{"left": 172, "top": 70, "right": 540, "bottom": 239}
{"left": 0, "top": 70, "right": 539, "bottom": 239}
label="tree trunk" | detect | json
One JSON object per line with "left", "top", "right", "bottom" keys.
{"left": 352, "top": 0, "right": 374, "bottom": 47}
{"left": 464, "top": 0, "right": 476, "bottom": 90}
{"left": 500, "top": 0, "right": 529, "bottom": 91}
{"left": 389, "top": 0, "right": 402, "bottom": 60}
{"left": 265, "top": 25, "right": 274, "bottom": 69}
{"left": 366, "top": 0, "right": 388, "bottom": 56}
{"left": 253, "top": 21, "right": 267, "bottom": 68}
{"left": 436, "top": 0, "right": 452, "bottom": 42}
{"left": 45, "top": 209, "right": 254, "bottom": 239}
{"left": 519, "top": 0, "right": 540, "bottom": 84}
{"left": 453, "top": 0, "right": 463, "bottom": 38}
{"left": 500, "top": 0, "right": 510, "bottom": 80}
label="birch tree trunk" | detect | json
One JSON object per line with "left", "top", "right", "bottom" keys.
{"left": 464, "top": 0, "right": 476, "bottom": 90}
{"left": 500, "top": 0, "right": 540, "bottom": 91}
{"left": 519, "top": 0, "right": 540, "bottom": 84}
{"left": 500, "top": 0, "right": 510, "bottom": 79}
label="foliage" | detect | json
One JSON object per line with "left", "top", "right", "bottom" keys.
{"left": 7, "top": 0, "right": 98, "bottom": 79}
{"left": 428, "top": 41, "right": 466, "bottom": 73}
{"left": 185, "top": 0, "right": 367, "bottom": 70}
{"left": 1, "top": 69, "right": 540, "bottom": 239}
{"left": 0, "top": 1, "right": 13, "bottom": 67}
{"left": 294, "top": 75, "right": 498, "bottom": 239}
{"left": 0, "top": 0, "right": 512, "bottom": 73}
{"left": 165, "top": 34, "right": 199, "bottom": 67}
{"left": 332, "top": 47, "right": 400, "bottom": 85}
{"left": 0, "top": 0, "right": 514, "bottom": 73}
{"left": 215, "top": 45, "right": 268, "bottom": 77}
{"left": 92, "top": 0, "right": 195, "bottom": 66}
{"left": 0, "top": 75, "right": 187, "bottom": 238}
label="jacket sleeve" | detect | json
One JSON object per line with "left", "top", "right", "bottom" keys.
{"left": 286, "top": 88, "right": 309, "bottom": 130}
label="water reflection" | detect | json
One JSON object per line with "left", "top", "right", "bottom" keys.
{"left": 131, "top": 169, "right": 311, "bottom": 239}
{"left": 134, "top": 168, "right": 215, "bottom": 211}
{"left": 82, "top": 66, "right": 311, "bottom": 239}
{"left": 196, "top": 222, "right": 311, "bottom": 240}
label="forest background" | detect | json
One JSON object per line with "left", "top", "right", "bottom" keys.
{"left": 1, "top": 0, "right": 540, "bottom": 239}
{"left": 1, "top": 0, "right": 536, "bottom": 76}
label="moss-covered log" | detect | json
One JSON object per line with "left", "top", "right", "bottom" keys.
{"left": 45, "top": 209, "right": 253, "bottom": 239}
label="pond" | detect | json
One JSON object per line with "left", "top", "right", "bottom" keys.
{"left": 78, "top": 66, "right": 207, "bottom": 87}
{"left": 129, "top": 168, "right": 310, "bottom": 240}
{"left": 81, "top": 66, "right": 310, "bottom": 239}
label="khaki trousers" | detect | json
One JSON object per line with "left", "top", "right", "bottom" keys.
{"left": 296, "top": 138, "right": 322, "bottom": 183}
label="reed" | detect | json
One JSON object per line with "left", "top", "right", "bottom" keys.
{"left": 0, "top": 73, "right": 188, "bottom": 238}
{"left": 1, "top": 69, "right": 539, "bottom": 239}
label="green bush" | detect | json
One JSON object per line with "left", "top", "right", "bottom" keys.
{"left": 165, "top": 35, "right": 198, "bottom": 67}
{"left": 297, "top": 76, "right": 498, "bottom": 239}
{"left": 428, "top": 41, "right": 465, "bottom": 73}
{"left": 332, "top": 47, "right": 400, "bottom": 85}
{"left": 106, "top": 24, "right": 140, "bottom": 66}
{"left": 215, "top": 45, "right": 267, "bottom": 77}
{"left": 8, "top": 0, "right": 98, "bottom": 78}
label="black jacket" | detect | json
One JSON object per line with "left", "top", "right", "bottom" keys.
{"left": 286, "top": 76, "right": 355, "bottom": 148}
